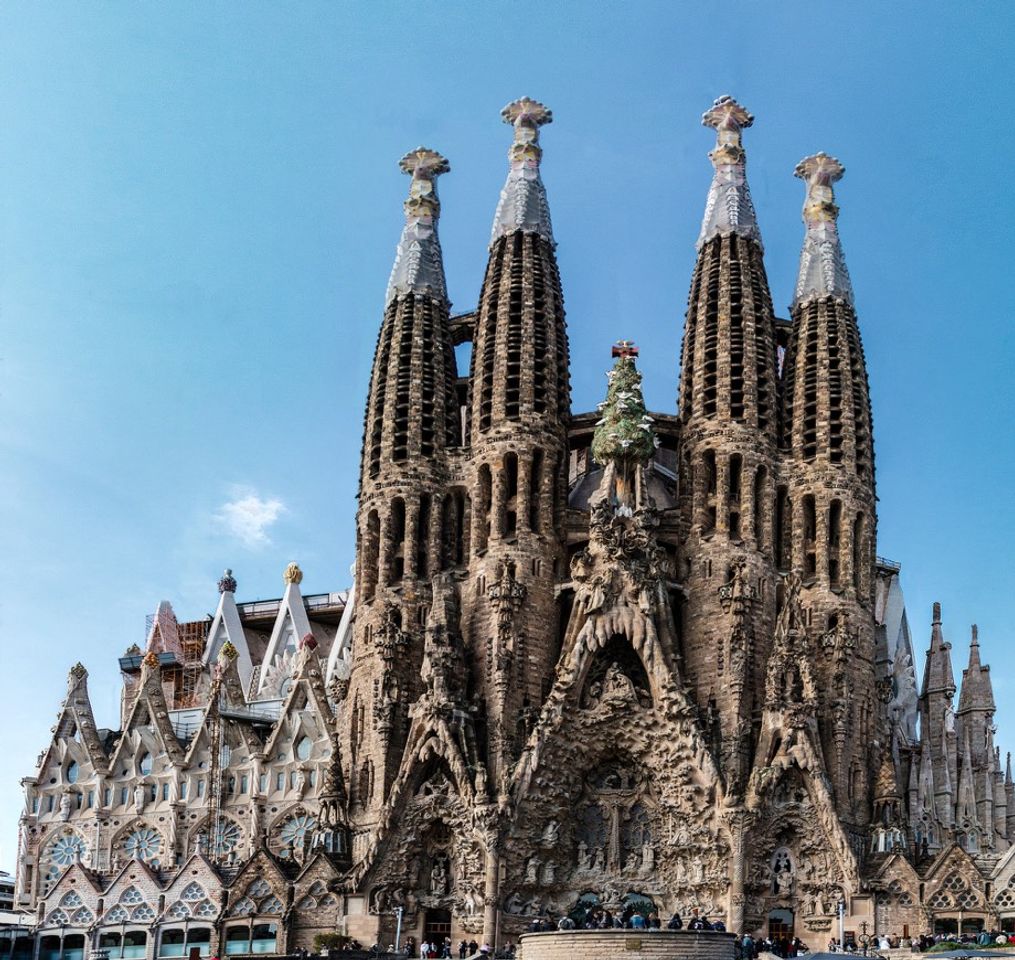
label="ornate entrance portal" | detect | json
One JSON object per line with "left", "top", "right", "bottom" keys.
{"left": 768, "top": 909, "right": 794, "bottom": 942}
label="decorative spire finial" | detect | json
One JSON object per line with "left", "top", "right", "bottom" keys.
{"left": 283, "top": 562, "right": 304, "bottom": 586}
{"left": 792, "top": 152, "right": 854, "bottom": 307}
{"left": 933, "top": 601, "right": 942, "bottom": 625}
{"left": 218, "top": 568, "right": 237, "bottom": 595}
{"left": 591, "top": 348, "right": 657, "bottom": 469}
{"left": 971, "top": 623, "right": 979, "bottom": 645}
{"left": 490, "top": 97, "right": 554, "bottom": 246}
{"left": 385, "top": 147, "right": 450, "bottom": 305}
{"left": 697, "top": 96, "right": 762, "bottom": 251}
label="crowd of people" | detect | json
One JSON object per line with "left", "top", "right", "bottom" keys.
{"left": 522, "top": 909, "right": 729, "bottom": 932}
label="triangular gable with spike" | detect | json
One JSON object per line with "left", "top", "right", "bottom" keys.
{"left": 256, "top": 564, "right": 314, "bottom": 699}
{"left": 203, "top": 569, "right": 254, "bottom": 690}
{"left": 109, "top": 653, "right": 186, "bottom": 773}
{"left": 36, "top": 664, "right": 110, "bottom": 786}
{"left": 325, "top": 567, "right": 355, "bottom": 686}
{"left": 262, "top": 639, "right": 335, "bottom": 759}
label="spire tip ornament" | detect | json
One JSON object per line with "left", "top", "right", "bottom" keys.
{"left": 697, "top": 95, "right": 762, "bottom": 251}
{"left": 491, "top": 97, "right": 554, "bottom": 246}
{"left": 386, "top": 146, "right": 450, "bottom": 305}
{"left": 792, "top": 151, "right": 854, "bottom": 307}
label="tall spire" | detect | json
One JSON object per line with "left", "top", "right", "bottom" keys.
{"left": 792, "top": 152, "right": 853, "bottom": 307}
{"left": 922, "top": 602, "right": 956, "bottom": 698}
{"left": 386, "top": 147, "right": 450, "bottom": 305}
{"left": 697, "top": 95, "right": 762, "bottom": 251}
{"left": 490, "top": 97, "right": 554, "bottom": 246}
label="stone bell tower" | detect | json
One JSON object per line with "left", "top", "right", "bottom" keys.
{"left": 676, "top": 96, "right": 781, "bottom": 797}
{"left": 781, "top": 153, "right": 877, "bottom": 831}
{"left": 463, "top": 97, "right": 571, "bottom": 796}
{"left": 346, "top": 147, "right": 460, "bottom": 835}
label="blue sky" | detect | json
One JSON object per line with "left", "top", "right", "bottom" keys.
{"left": 1, "top": 2, "right": 1013, "bottom": 869}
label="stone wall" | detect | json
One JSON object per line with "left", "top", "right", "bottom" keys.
{"left": 518, "top": 930, "right": 736, "bottom": 960}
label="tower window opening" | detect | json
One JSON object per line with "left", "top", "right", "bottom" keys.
{"left": 503, "top": 452, "right": 519, "bottom": 536}
{"left": 475, "top": 464, "right": 492, "bottom": 554}
{"left": 529, "top": 448, "right": 544, "bottom": 533}
{"left": 368, "top": 309, "right": 396, "bottom": 477}
{"left": 853, "top": 512, "right": 865, "bottom": 593}
{"left": 504, "top": 233, "right": 524, "bottom": 420}
{"left": 416, "top": 494, "right": 431, "bottom": 578}
{"left": 728, "top": 249, "right": 745, "bottom": 420}
{"left": 803, "top": 494, "right": 817, "bottom": 578}
{"left": 702, "top": 242, "right": 722, "bottom": 417}
{"left": 418, "top": 299, "right": 437, "bottom": 458}
{"left": 701, "top": 450, "right": 717, "bottom": 533}
{"left": 801, "top": 303, "right": 820, "bottom": 460}
{"left": 826, "top": 310, "right": 844, "bottom": 463}
{"left": 828, "top": 500, "right": 842, "bottom": 588}
{"left": 775, "top": 486, "right": 792, "bottom": 573}
{"left": 680, "top": 259, "right": 704, "bottom": 418}
{"left": 362, "top": 510, "right": 380, "bottom": 602}
{"left": 392, "top": 299, "right": 416, "bottom": 461}
{"left": 389, "top": 498, "right": 406, "bottom": 584}
{"left": 531, "top": 239, "right": 548, "bottom": 414}
{"left": 753, "top": 466, "right": 767, "bottom": 551}
{"left": 478, "top": 242, "right": 504, "bottom": 433}
{"left": 749, "top": 250, "right": 774, "bottom": 431}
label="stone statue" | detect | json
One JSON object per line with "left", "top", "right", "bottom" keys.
{"left": 525, "top": 856, "right": 541, "bottom": 884}
{"left": 542, "top": 861, "right": 556, "bottom": 884}
{"left": 295, "top": 767, "right": 309, "bottom": 798}
{"left": 430, "top": 855, "right": 449, "bottom": 895}
{"left": 577, "top": 840, "right": 591, "bottom": 871}
{"left": 59, "top": 791, "right": 73, "bottom": 822}
{"left": 133, "top": 783, "right": 146, "bottom": 814}
{"left": 640, "top": 843, "right": 655, "bottom": 874}
{"left": 542, "top": 820, "right": 560, "bottom": 845}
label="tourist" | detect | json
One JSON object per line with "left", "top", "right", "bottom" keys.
{"left": 558, "top": 916, "right": 575, "bottom": 930}
{"left": 458, "top": 941, "right": 468, "bottom": 959}
{"left": 713, "top": 919, "right": 727, "bottom": 932}
{"left": 468, "top": 941, "right": 479, "bottom": 955}
{"left": 667, "top": 913, "right": 683, "bottom": 930}
{"left": 630, "top": 913, "right": 647, "bottom": 930}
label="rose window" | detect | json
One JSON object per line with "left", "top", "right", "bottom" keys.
{"left": 124, "top": 827, "right": 163, "bottom": 864}
{"left": 199, "top": 819, "right": 242, "bottom": 855}
{"left": 45, "top": 832, "right": 87, "bottom": 878}
{"left": 278, "top": 813, "right": 318, "bottom": 852}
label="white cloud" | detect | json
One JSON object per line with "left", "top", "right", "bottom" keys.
{"left": 215, "top": 488, "right": 287, "bottom": 548}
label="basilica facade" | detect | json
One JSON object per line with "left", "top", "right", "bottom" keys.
{"left": 15, "top": 96, "right": 1015, "bottom": 959}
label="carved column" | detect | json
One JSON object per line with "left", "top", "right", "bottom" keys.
{"left": 483, "top": 843, "right": 500, "bottom": 947}
{"left": 725, "top": 807, "right": 752, "bottom": 934}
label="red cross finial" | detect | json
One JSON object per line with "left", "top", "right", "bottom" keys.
{"left": 612, "top": 339, "right": 639, "bottom": 359}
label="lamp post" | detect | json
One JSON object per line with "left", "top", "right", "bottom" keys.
{"left": 858, "top": 921, "right": 870, "bottom": 957}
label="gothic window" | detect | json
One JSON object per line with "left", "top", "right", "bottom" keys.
{"left": 194, "top": 900, "right": 218, "bottom": 919}
{"left": 120, "top": 887, "right": 145, "bottom": 906}
{"left": 775, "top": 487, "right": 792, "bottom": 573}
{"left": 944, "top": 872, "right": 966, "bottom": 893}
{"left": 70, "top": 907, "right": 93, "bottom": 925}
{"left": 104, "top": 905, "right": 129, "bottom": 923}
{"left": 296, "top": 896, "right": 316, "bottom": 911}
{"left": 131, "top": 904, "right": 155, "bottom": 922}
{"left": 296, "top": 736, "right": 312, "bottom": 762}
{"left": 828, "top": 500, "right": 842, "bottom": 587}
{"left": 59, "top": 892, "right": 84, "bottom": 908}
{"left": 66, "top": 761, "right": 79, "bottom": 784}
{"left": 229, "top": 897, "right": 256, "bottom": 917}
{"left": 259, "top": 896, "right": 283, "bottom": 915}
{"left": 138, "top": 753, "right": 153, "bottom": 776}
{"left": 247, "top": 878, "right": 272, "bottom": 899}
{"left": 995, "top": 889, "right": 1015, "bottom": 910}
{"left": 181, "top": 882, "right": 205, "bottom": 902}
{"left": 46, "top": 910, "right": 70, "bottom": 926}
{"left": 928, "top": 890, "right": 951, "bottom": 910}
{"left": 167, "top": 901, "right": 190, "bottom": 920}
{"left": 957, "top": 889, "right": 980, "bottom": 910}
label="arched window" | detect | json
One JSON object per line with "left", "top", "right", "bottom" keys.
{"left": 138, "top": 753, "right": 153, "bottom": 776}
{"left": 66, "top": 761, "right": 79, "bottom": 785}
{"left": 296, "top": 736, "right": 312, "bottom": 762}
